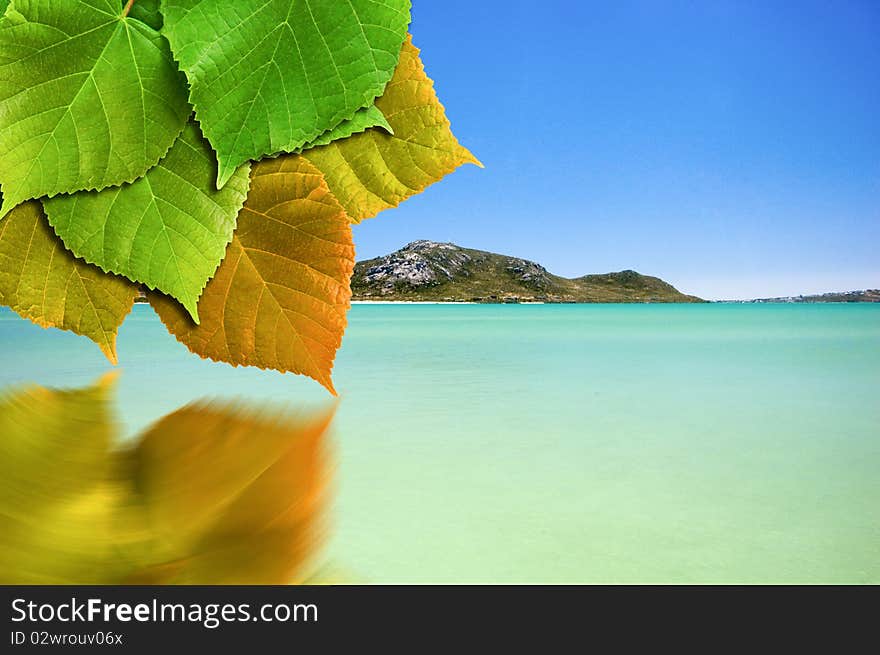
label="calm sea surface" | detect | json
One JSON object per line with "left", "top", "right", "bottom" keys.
{"left": 2, "top": 303, "right": 878, "bottom": 583}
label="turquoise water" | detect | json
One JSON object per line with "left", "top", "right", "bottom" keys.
{"left": 2, "top": 303, "right": 879, "bottom": 583}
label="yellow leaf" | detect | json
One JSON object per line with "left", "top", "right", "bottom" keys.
{"left": 0, "top": 375, "right": 128, "bottom": 584}
{"left": 303, "top": 36, "right": 482, "bottom": 223}
{"left": 150, "top": 156, "right": 354, "bottom": 394}
{"left": 0, "top": 201, "right": 138, "bottom": 363}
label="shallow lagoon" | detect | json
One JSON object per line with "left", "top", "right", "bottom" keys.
{"left": 2, "top": 304, "right": 878, "bottom": 583}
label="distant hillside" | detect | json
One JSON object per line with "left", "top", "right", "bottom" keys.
{"left": 742, "top": 289, "right": 880, "bottom": 303}
{"left": 351, "top": 241, "right": 704, "bottom": 303}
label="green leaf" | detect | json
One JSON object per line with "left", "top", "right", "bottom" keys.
{"left": 160, "top": 0, "right": 411, "bottom": 187}
{"left": 297, "top": 105, "right": 392, "bottom": 154}
{"left": 0, "top": 0, "right": 190, "bottom": 216}
{"left": 43, "top": 122, "right": 250, "bottom": 323}
{"left": 0, "top": 201, "right": 138, "bottom": 363}
{"left": 124, "top": 0, "right": 162, "bottom": 29}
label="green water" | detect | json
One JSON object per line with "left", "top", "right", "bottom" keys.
{"left": 2, "top": 304, "right": 878, "bottom": 583}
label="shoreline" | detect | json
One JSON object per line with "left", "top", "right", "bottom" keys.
{"left": 125, "top": 299, "right": 879, "bottom": 306}
{"left": 348, "top": 300, "right": 880, "bottom": 305}
{"left": 351, "top": 300, "right": 479, "bottom": 305}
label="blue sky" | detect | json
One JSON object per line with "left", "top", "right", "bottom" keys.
{"left": 352, "top": 0, "right": 880, "bottom": 300}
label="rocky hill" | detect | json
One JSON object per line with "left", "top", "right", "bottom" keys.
{"left": 351, "top": 241, "right": 704, "bottom": 303}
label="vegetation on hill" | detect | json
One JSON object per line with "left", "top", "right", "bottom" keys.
{"left": 351, "top": 241, "right": 704, "bottom": 303}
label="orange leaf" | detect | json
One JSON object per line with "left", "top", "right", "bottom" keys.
{"left": 129, "top": 402, "right": 334, "bottom": 585}
{"left": 150, "top": 156, "right": 354, "bottom": 393}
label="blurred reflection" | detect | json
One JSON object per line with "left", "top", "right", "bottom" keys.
{"left": 0, "top": 374, "right": 334, "bottom": 584}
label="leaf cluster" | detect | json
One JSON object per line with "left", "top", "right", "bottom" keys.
{"left": 0, "top": 1, "right": 479, "bottom": 392}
